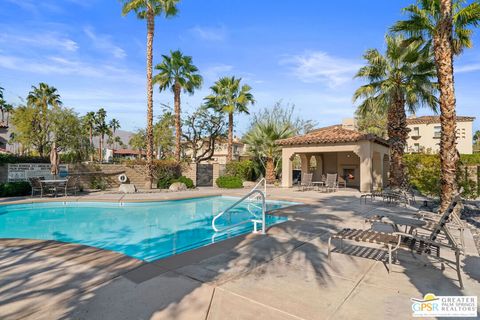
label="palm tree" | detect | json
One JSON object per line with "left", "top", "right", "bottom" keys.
{"left": 154, "top": 50, "right": 203, "bottom": 162}
{"left": 3, "top": 103, "right": 13, "bottom": 125}
{"left": 83, "top": 112, "right": 96, "bottom": 161}
{"left": 109, "top": 118, "right": 121, "bottom": 149}
{"left": 121, "top": 0, "right": 179, "bottom": 188}
{"left": 95, "top": 108, "right": 110, "bottom": 162}
{"left": 244, "top": 118, "right": 296, "bottom": 184}
{"left": 26, "top": 83, "right": 62, "bottom": 156}
{"left": 205, "top": 76, "right": 255, "bottom": 162}
{"left": 354, "top": 35, "right": 438, "bottom": 188}
{"left": 391, "top": 0, "right": 480, "bottom": 209}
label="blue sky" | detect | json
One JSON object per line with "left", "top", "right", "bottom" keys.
{"left": 1, "top": 0, "right": 479, "bottom": 134}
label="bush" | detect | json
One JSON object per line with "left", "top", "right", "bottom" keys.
{"left": 90, "top": 176, "right": 108, "bottom": 190}
{"left": 404, "top": 153, "right": 479, "bottom": 199}
{"left": 460, "top": 153, "right": 480, "bottom": 165}
{"left": 0, "top": 154, "right": 49, "bottom": 165}
{"left": 225, "top": 160, "right": 256, "bottom": 181}
{"left": 0, "top": 181, "right": 32, "bottom": 197}
{"left": 216, "top": 175, "right": 243, "bottom": 189}
{"left": 171, "top": 176, "right": 195, "bottom": 189}
{"left": 404, "top": 154, "right": 440, "bottom": 197}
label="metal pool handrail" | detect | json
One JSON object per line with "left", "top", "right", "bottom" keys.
{"left": 212, "top": 189, "right": 266, "bottom": 234}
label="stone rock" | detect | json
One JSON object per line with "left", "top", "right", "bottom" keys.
{"left": 118, "top": 184, "right": 137, "bottom": 193}
{"left": 169, "top": 182, "right": 187, "bottom": 192}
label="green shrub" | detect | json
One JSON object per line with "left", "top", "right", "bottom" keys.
{"left": 460, "top": 153, "right": 480, "bottom": 165}
{"left": 154, "top": 160, "right": 182, "bottom": 189}
{"left": 90, "top": 176, "right": 108, "bottom": 190}
{"left": 171, "top": 176, "right": 195, "bottom": 189}
{"left": 225, "top": 160, "right": 256, "bottom": 181}
{"left": 0, "top": 154, "right": 49, "bottom": 165}
{"left": 0, "top": 181, "right": 32, "bottom": 197}
{"left": 216, "top": 175, "right": 244, "bottom": 189}
{"left": 404, "top": 154, "right": 441, "bottom": 197}
{"left": 404, "top": 153, "right": 479, "bottom": 199}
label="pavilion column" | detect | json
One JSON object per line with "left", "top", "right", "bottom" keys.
{"left": 356, "top": 142, "right": 373, "bottom": 192}
{"left": 300, "top": 154, "right": 311, "bottom": 174}
{"left": 282, "top": 149, "right": 294, "bottom": 188}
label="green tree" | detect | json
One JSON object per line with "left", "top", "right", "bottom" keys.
{"left": 3, "top": 103, "right": 13, "bottom": 125}
{"left": 24, "top": 83, "right": 63, "bottom": 156}
{"left": 244, "top": 103, "right": 316, "bottom": 183}
{"left": 353, "top": 35, "right": 438, "bottom": 188}
{"left": 154, "top": 50, "right": 203, "bottom": 162}
{"left": 205, "top": 76, "right": 255, "bottom": 162}
{"left": 392, "top": 0, "right": 480, "bottom": 209}
{"left": 95, "top": 108, "right": 111, "bottom": 162}
{"left": 129, "top": 129, "right": 147, "bottom": 158}
{"left": 109, "top": 118, "right": 121, "bottom": 149}
{"left": 355, "top": 109, "right": 388, "bottom": 139}
{"left": 83, "top": 111, "right": 97, "bottom": 161}
{"left": 121, "top": 0, "right": 180, "bottom": 188}
{"left": 153, "top": 110, "right": 175, "bottom": 159}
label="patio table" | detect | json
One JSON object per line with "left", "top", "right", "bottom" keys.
{"left": 312, "top": 181, "right": 325, "bottom": 191}
{"left": 40, "top": 179, "right": 68, "bottom": 197}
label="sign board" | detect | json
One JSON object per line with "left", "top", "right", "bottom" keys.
{"left": 7, "top": 163, "right": 69, "bottom": 182}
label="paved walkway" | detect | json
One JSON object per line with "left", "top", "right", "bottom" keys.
{"left": 0, "top": 188, "right": 479, "bottom": 319}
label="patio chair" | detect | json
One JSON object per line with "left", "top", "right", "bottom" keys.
{"left": 29, "top": 177, "right": 44, "bottom": 197}
{"left": 324, "top": 173, "right": 338, "bottom": 192}
{"left": 365, "top": 194, "right": 465, "bottom": 248}
{"left": 298, "top": 172, "right": 313, "bottom": 191}
{"left": 328, "top": 195, "right": 465, "bottom": 288}
{"left": 60, "top": 176, "right": 79, "bottom": 196}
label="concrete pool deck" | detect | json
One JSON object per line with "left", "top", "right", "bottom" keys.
{"left": 0, "top": 188, "right": 479, "bottom": 319}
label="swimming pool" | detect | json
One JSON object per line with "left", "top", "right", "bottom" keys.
{"left": 0, "top": 196, "right": 294, "bottom": 262}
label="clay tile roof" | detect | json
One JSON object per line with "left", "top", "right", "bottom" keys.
{"left": 276, "top": 125, "right": 389, "bottom": 147}
{"left": 406, "top": 115, "right": 475, "bottom": 125}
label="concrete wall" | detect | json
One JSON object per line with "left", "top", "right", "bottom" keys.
{"left": 69, "top": 164, "right": 147, "bottom": 189}
{"left": 407, "top": 120, "right": 474, "bottom": 154}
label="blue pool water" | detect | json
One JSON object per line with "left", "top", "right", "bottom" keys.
{"left": 0, "top": 196, "right": 294, "bottom": 262}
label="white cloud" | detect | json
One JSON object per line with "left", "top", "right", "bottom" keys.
{"left": 456, "top": 63, "right": 480, "bottom": 73}
{"left": 84, "top": 26, "right": 126, "bottom": 59}
{"left": 189, "top": 25, "right": 227, "bottom": 42}
{"left": 280, "top": 51, "right": 360, "bottom": 87}
{"left": 0, "top": 31, "right": 78, "bottom": 52}
{"left": 203, "top": 64, "right": 234, "bottom": 81}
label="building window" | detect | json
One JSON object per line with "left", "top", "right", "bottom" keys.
{"left": 412, "top": 127, "right": 420, "bottom": 137}
{"left": 433, "top": 126, "right": 441, "bottom": 138}
{"left": 414, "top": 143, "right": 420, "bottom": 152}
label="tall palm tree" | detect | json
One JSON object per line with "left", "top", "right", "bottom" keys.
{"left": 391, "top": 0, "right": 480, "bottom": 209}
{"left": 354, "top": 35, "right": 438, "bottom": 188}
{"left": 27, "top": 83, "right": 62, "bottom": 157}
{"left": 154, "top": 50, "right": 203, "bottom": 162}
{"left": 205, "top": 76, "right": 255, "bottom": 162}
{"left": 109, "top": 118, "right": 121, "bottom": 149}
{"left": 83, "top": 111, "right": 96, "bottom": 161}
{"left": 95, "top": 108, "right": 110, "bottom": 162}
{"left": 121, "top": 0, "right": 179, "bottom": 188}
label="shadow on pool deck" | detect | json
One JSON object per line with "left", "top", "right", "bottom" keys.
{"left": 0, "top": 192, "right": 479, "bottom": 320}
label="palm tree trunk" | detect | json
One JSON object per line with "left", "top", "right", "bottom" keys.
{"left": 227, "top": 112, "right": 233, "bottom": 162}
{"left": 265, "top": 157, "right": 276, "bottom": 184}
{"left": 89, "top": 127, "right": 93, "bottom": 162}
{"left": 145, "top": 12, "right": 155, "bottom": 189}
{"left": 436, "top": 0, "right": 458, "bottom": 212}
{"left": 387, "top": 97, "right": 407, "bottom": 188}
{"left": 174, "top": 82, "right": 181, "bottom": 163}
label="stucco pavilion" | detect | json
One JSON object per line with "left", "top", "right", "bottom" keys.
{"left": 277, "top": 125, "right": 390, "bottom": 192}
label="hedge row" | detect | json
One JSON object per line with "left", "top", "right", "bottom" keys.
{"left": 0, "top": 154, "right": 49, "bottom": 165}
{"left": 404, "top": 154, "right": 479, "bottom": 199}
